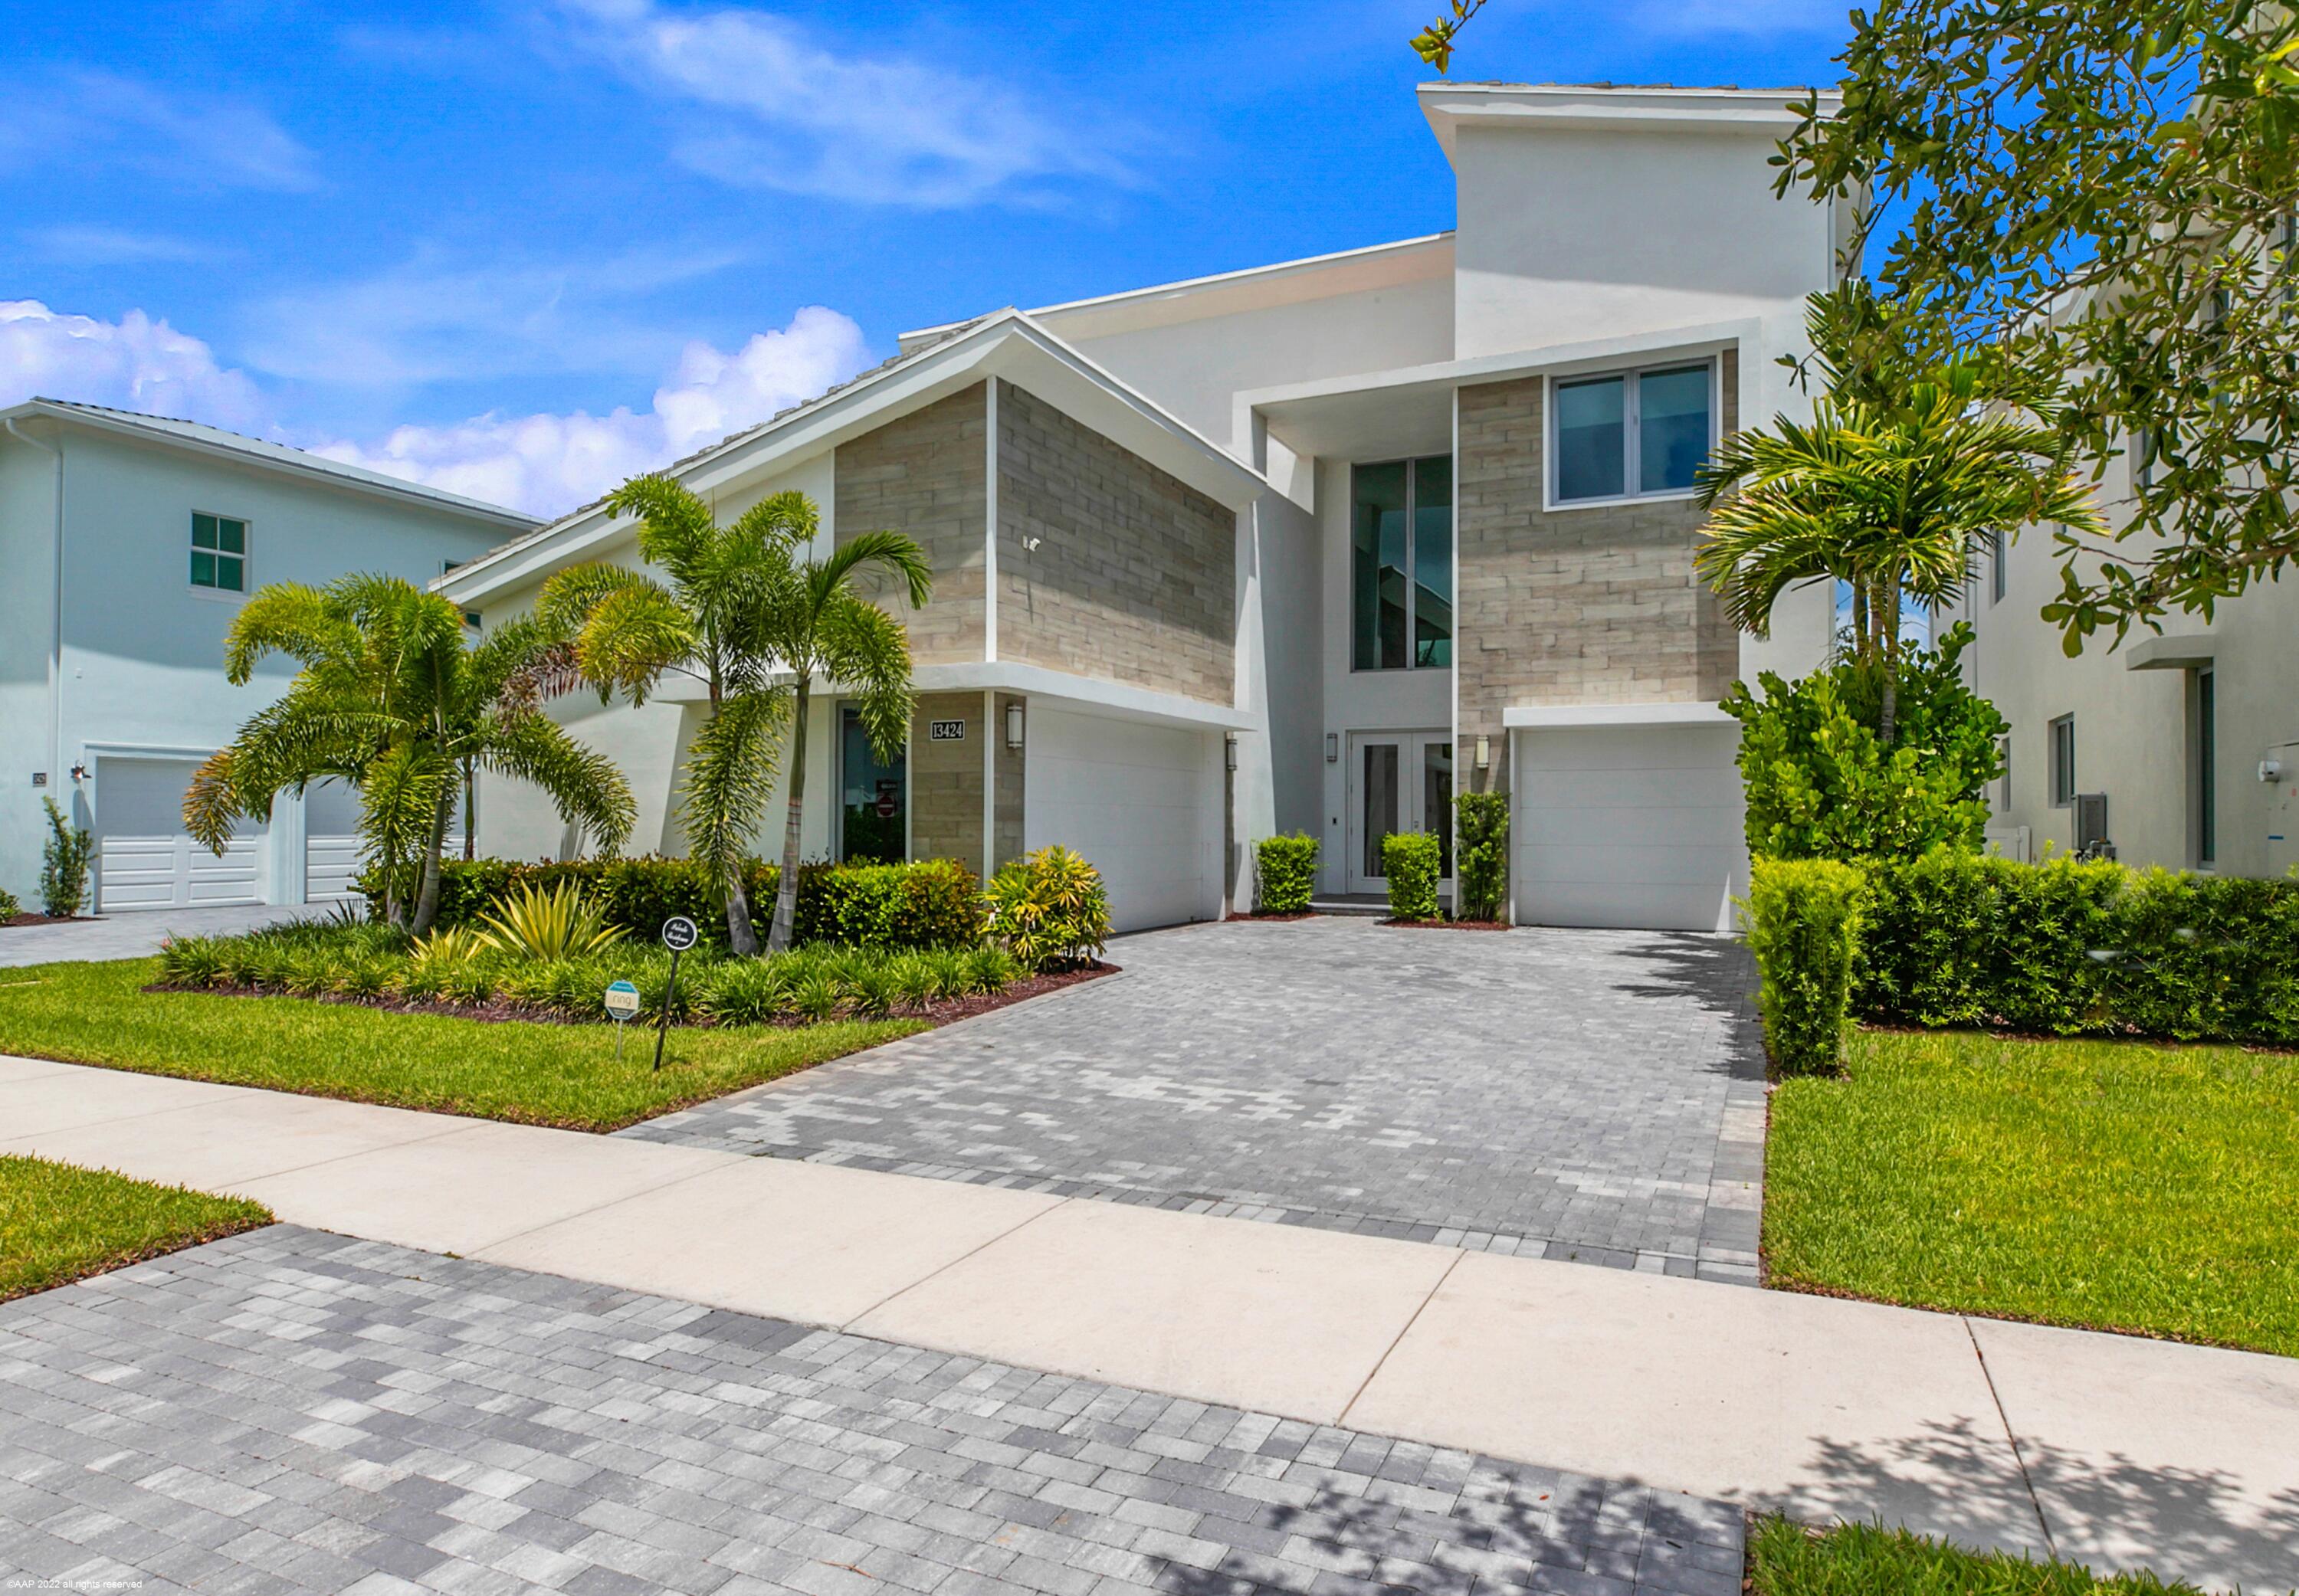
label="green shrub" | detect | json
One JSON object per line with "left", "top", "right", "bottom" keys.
{"left": 38, "top": 798, "right": 93, "bottom": 918}
{"left": 474, "top": 880, "right": 627, "bottom": 961}
{"left": 1723, "top": 623, "right": 2008, "bottom": 861}
{"left": 1454, "top": 793, "right": 1509, "bottom": 922}
{"left": 1746, "top": 857, "right": 1868, "bottom": 1077}
{"left": 0, "top": 886, "right": 18, "bottom": 921}
{"left": 1381, "top": 832, "right": 1442, "bottom": 922}
{"left": 1253, "top": 834, "right": 1320, "bottom": 915}
{"left": 985, "top": 846, "right": 1111, "bottom": 971}
{"left": 792, "top": 857, "right": 984, "bottom": 949}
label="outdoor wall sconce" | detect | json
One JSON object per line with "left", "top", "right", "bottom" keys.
{"left": 69, "top": 763, "right": 89, "bottom": 782}
{"left": 1005, "top": 701, "right": 1025, "bottom": 752}
{"left": 1324, "top": 732, "right": 1338, "bottom": 763}
{"left": 1474, "top": 736, "right": 1490, "bottom": 772}
{"left": 1225, "top": 732, "right": 1239, "bottom": 772}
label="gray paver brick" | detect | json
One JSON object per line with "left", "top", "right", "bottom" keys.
{"left": 622, "top": 918, "right": 1768, "bottom": 1277}
{"left": 0, "top": 1227, "right": 1740, "bottom": 1596}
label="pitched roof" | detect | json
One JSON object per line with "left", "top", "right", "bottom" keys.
{"left": 1, "top": 398, "right": 536, "bottom": 529}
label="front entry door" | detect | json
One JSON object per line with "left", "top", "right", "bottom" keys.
{"left": 839, "top": 705, "right": 907, "bottom": 863}
{"left": 1346, "top": 731, "right": 1455, "bottom": 895}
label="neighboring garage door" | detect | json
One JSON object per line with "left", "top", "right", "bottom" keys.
{"left": 96, "top": 756, "right": 266, "bottom": 911}
{"left": 305, "top": 777, "right": 368, "bottom": 903}
{"left": 1025, "top": 708, "right": 1216, "bottom": 933}
{"left": 1513, "top": 722, "right": 1746, "bottom": 932}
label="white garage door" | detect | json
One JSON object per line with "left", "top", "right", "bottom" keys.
{"left": 1513, "top": 723, "right": 1746, "bottom": 932}
{"left": 305, "top": 778, "right": 369, "bottom": 903}
{"left": 96, "top": 757, "right": 266, "bottom": 912}
{"left": 1024, "top": 709, "right": 1216, "bottom": 933}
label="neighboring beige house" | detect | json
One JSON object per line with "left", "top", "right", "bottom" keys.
{"left": 442, "top": 82, "right": 1855, "bottom": 932}
{"left": 1932, "top": 449, "right": 2299, "bottom": 881}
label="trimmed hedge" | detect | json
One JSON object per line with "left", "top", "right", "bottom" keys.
{"left": 1746, "top": 848, "right": 2299, "bottom": 1071}
{"left": 1746, "top": 857, "right": 1867, "bottom": 1077}
{"left": 357, "top": 855, "right": 983, "bottom": 951}
{"left": 1382, "top": 832, "right": 1442, "bottom": 922}
{"left": 1253, "top": 834, "right": 1320, "bottom": 914}
{"left": 1455, "top": 792, "right": 1509, "bottom": 922}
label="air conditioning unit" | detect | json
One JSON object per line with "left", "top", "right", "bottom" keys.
{"left": 2074, "top": 792, "right": 2114, "bottom": 860}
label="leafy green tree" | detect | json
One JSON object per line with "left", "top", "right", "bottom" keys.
{"left": 1697, "top": 318, "right": 2104, "bottom": 743}
{"left": 540, "top": 478, "right": 929, "bottom": 955}
{"left": 185, "top": 575, "right": 634, "bottom": 934}
{"left": 1722, "top": 624, "right": 2008, "bottom": 860}
{"left": 1775, "top": 1, "right": 2299, "bottom": 649}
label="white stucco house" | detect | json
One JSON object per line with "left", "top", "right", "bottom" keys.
{"left": 0, "top": 399, "right": 533, "bottom": 913}
{"left": 1932, "top": 445, "right": 2299, "bottom": 881}
{"left": 442, "top": 81, "right": 1855, "bottom": 933}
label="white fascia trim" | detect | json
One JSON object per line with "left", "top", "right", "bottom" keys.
{"left": 1, "top": 401, "right": 534, "bottom": 531}
{"left": 1419, "top": 84, "right": 1839, "bottom": 163}
{"left": 441, "top": 311, "right": 1271, "bottom": 607}
{"left": 1235, "top": 316, "right": 1762, "bottom": 449}
{"left": 898, "top": 233, "right": 1455, "bottom": 348}
{"left": 641, "top": 660, "right": 1256, "bottom": 731}
{"left": 1504, "top": 701, "right": 1737, "bottom": 729}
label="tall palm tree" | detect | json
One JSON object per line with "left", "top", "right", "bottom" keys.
{"left": 539, "top": 477, "right": 929, "bottom": 955}
{"left": 1697, "top": 358, "right": 2106, "bottom": 743}
{"left": 185, "top": 574, "right": 635, "bottom": 933}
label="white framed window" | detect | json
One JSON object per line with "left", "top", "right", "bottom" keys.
{"left": 1549, "top": 359, "right": 1717, "bottom": 507}
{"left": 2192, "top": 667, "right": 2217, "bottom": 869}
{"left": 1989, "top": 529, "right": 2007, "bottom": 604}
{"left": 2048, "top": 713, "right": 2077, "bottom": 808}
{"left": 191, "top": 512, "right": 248, "bottom": 592}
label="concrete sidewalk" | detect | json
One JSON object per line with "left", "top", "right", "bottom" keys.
{"left": 5, "top": 1055, "right": 2294, "bottom": 1594}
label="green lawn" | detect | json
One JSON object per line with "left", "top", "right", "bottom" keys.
{"left": 1766, "top": 1027, "right": 2299, "bottom": 1356}
{"left": 1749, "top": 1517, "right": 2209, "bottom": 1594}
{"left": 2, "top": 1153, "right": 273, "bottom": 1303}
{"left": 0, "top": 959, "right": 923, "bottom": 1132}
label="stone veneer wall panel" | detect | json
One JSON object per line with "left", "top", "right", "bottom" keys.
{"left": 908, "top": 692, "right": 986, "bottom": 873}
{"left": 1455, "top": 351, "right": 1740, "bottom": 791}
{"left": 835, "top": 384, "right": 986, "bottom": 666}
{"left": 996, "top": 382, "right": 1235, "bottom": 705}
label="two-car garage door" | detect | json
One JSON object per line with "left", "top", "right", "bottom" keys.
{"left": 1512, "top": 723, "right": 1746, "bottom": 933}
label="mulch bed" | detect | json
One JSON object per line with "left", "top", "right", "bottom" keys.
{"left": 139, "top": 960, "right": 1118, "bottom": 1031}
{"left": 2, "top": 913, "right": 97, "bottom": 929}
{"left": 1379, "top": 917, "right": 1512, "bottom": 931}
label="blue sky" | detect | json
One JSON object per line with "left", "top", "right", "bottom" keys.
{"left": 2, "top": 0, "right": 1851, "bottom": 516}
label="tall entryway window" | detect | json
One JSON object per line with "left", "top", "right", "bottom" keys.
{"left": 1346, "top": 731, "right": 1455, "bottom": 893}
{"left": 839, "top": 705, "right": 907, "bottom": 863}
{"left": 1351, "top": 456, "right": 1452, "bottom": 671}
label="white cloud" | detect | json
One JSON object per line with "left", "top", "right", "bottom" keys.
{"left": 0, "top": 71, "right": 320, "bottom": 192}
{"left": 2, "top": 298, "right": 869, "bottom": 521}
{"left": 556, "top": 0, "right": 1133, "bottom": 208}
{"left": 313, "top": 306, "right": 871, "bottom": 516}
{"left": 0, "top": 300, "right": 268, "bottom": 429}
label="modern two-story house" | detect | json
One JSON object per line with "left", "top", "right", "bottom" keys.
{"left": 441, "top": 82, "right": 1851, "bottom": 933}
{"left": 0, "top": 400, "right": 531, "bottom": 913}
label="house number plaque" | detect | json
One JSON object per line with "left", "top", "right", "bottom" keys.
{"left": 930, "top": 719, "right": 966, "bottom": 741}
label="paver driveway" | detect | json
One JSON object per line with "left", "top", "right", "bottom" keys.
{"left": 628, "top": 919, "right": 1766, "bottom": 1283}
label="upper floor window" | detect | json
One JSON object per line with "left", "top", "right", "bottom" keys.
{"left": 2048, "top": 713, "right": 2077, "bottom": 807}
{"left": 1351, "top": 455, "right": 1452, "bottom": 672}
{"left": 191, "top": 513, "right": 248, "bottom": 592}
{"left": 1989, "top": 529, "right": 2007, "bottom": 604}
{"left": 1552, "top": 361, "right": 1714, "bottom": 506}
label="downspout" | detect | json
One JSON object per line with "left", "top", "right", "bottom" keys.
{"left": 5, "top": 418, "right": 65, "bottom": 798}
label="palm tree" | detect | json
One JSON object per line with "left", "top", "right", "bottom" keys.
{"left": 539, "top": 477, "right": 930, "bottom": 955}
{"left": 185, "top": 574, "right": 635, "bottom": 933}
{"left": 1697, "top": 356, "right": 2106, "bottom": 743}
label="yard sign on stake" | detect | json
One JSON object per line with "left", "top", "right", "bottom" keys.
{"left": 603, "top": 979, "right": 641, "bottom": 1062}
{"left": 654, "top": 916, "right": 698, "bottom": 1072}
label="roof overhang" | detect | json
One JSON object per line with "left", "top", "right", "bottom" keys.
{"left": 1504, "top": 701, "right": 1737, "bottom": 730}
{"left": 439, "top": 311, "right": 1270, "bottom": 608}
{"left": 1418, "top": 83, "right": 1838, "bottom": 165}
{"left": 2124, "top": 634, "right": 2219, "bottom": 671}
{"left": 639, "top": 659, "right": 1252, "bottom": 733}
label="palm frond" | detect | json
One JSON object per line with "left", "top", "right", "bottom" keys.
{"left": 479, "top": 710, "right": 638, "bottom": 857}
{"left": 814, "top": 529, "right": 933, "bottom": 611}
{"left": 677, "top": 689, "right": 787, "bottom": 880}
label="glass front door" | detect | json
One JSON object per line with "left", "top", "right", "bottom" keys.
{"left": 1346, "top": 731, "right": 1454, "bottom": 894}
{"left": 839, "top": 706, "right": 907, "bottom": 863}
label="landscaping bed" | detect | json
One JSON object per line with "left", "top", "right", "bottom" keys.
{"left": 1765, "top": 1025, "right": 2299, "bottom": 1357}
{"left": 1, "top": 1153, "right": 272, "bottom": 1303}
{"left": 1749, "top": 1515, "right": 2209, "bottom": 1594}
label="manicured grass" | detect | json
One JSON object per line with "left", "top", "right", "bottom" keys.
{"left": 1766, "top": 1027, "right": 2299, "bottom": 1356}
{"left": 1749, "top": 1517, "right": 2208, "bottom": 1594}
{"left": 1, "top": 1153, "right": 272, "bottom": 1303}
{"left": 0, "top": 959, "right": 923, "bottom": 1132}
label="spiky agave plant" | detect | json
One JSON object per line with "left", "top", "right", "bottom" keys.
{"left": 473, "top": 880, "right": 627, "bottom": 962}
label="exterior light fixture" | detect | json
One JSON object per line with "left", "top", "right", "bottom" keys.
{"left": 1005, "top": 701, "right": 1025, "bottom": 752}
{"left": 69, "top": 763, "right": 89, "bottom": 782}
{"left": 1225, "top": 732, "right": 1239, "bottom": 772}
{"left": 1474, "top": 736, "right": 1490, "bottom": 771}
{"left": 1324, "top": 732, "right": 1338, "bottom": 763}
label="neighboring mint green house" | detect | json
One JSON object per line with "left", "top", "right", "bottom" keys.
{"left": 444, "top": 82, "right": 1855, "bottom": 934}
{"left": 0, "top": 398, "right": 532, "bottom": 913}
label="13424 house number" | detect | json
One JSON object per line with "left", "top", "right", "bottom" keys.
{"left": 929, "top": 719, "right": 966, "bottom": 741}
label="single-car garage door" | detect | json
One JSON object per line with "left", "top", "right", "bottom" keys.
{"left": 1513, "top": 722, "right": 1746, "bottom": 932}
{"left": 1025, "top": 708, "right": 1217, "bottom": 933}
{"left": 96, "top": 756, "right": 266, "bottom": 911}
